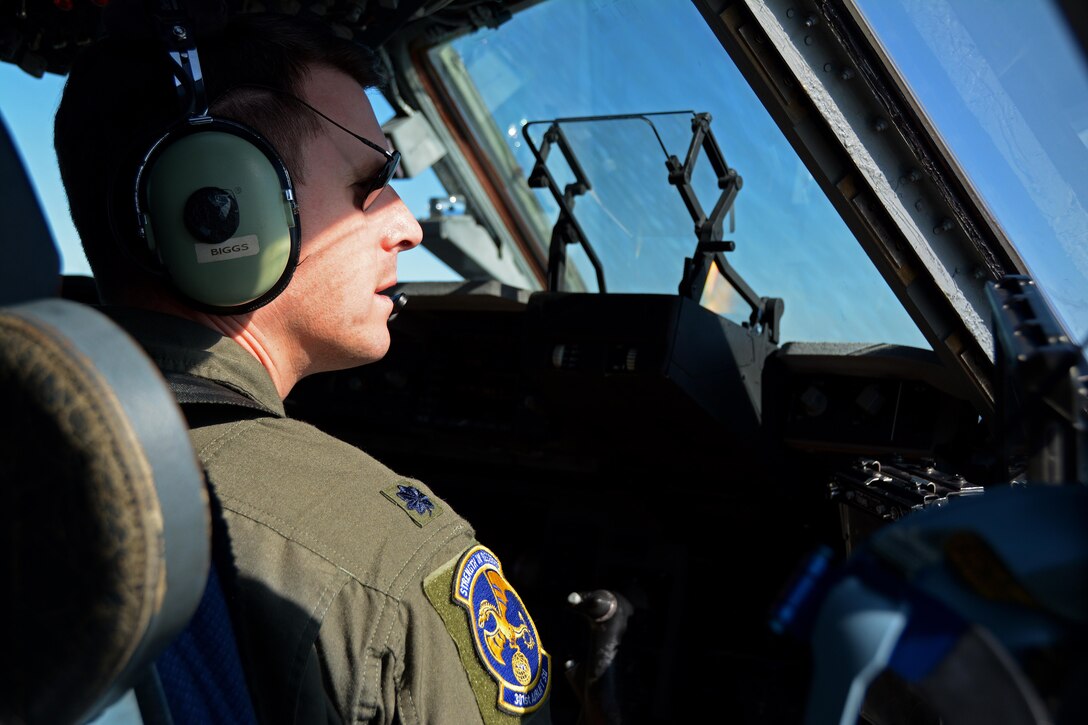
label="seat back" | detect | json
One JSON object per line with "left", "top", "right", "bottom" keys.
{"left": 1, "top": 299, "right": 212, "bottom": 724}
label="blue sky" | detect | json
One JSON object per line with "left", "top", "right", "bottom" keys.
{"left": 0, "top": 65, "right": 80, "bottom": 271}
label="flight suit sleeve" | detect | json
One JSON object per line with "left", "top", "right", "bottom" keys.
{"left": 310, "top": 541, "right": 551, "bottom": 724}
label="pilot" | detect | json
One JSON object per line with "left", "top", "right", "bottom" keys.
{"left": 53, "top": 10, "right": 552, "bottom": 725}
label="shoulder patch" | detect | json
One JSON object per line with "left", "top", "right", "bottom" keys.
{"left": 424, "top": 547, "right": 551, "bottom": 720}
{"left": 455, "top": 546, "right": 551, "bottom": 714}
{"left": 381, "top": 482, "right": 444, "bottom": 527}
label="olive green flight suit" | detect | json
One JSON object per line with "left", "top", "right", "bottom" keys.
{"left": 107, "top": 308, "right": 552, "bottom": 725}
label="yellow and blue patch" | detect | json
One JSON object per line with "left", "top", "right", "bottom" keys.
{"left": 453, "top": 545, "right": 550, "bottom": 715}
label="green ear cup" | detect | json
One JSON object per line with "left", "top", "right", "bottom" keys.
{"left": 141, "top": 122, "right": 299, "bottom": 312}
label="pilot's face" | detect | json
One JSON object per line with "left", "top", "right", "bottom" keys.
{"left": 283, "top": 65, "right": 422, "bottom": 373}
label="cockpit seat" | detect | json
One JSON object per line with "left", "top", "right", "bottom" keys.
{"left": 0, "top": 114, "right": 251, "bottom": 724}
{"left": 0, "top": 299, "right": 211, "bottom": 724}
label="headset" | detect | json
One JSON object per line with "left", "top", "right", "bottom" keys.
{"left": 128, "top": 15, "right": 301, "bottom": 315}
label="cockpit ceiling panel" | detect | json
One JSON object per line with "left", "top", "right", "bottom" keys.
{"left": 0, "top": 0, "right": 529, "bottom": 77}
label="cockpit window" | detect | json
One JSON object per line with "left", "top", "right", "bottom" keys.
{"left": 427, "top": 0, "right": 928, "bottom": 347}
{"left": 856, "top": 0, "right": 1088, "bottom": 344}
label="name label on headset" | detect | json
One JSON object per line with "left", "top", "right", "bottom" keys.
{"left": 194, "top": 235, "right": 260, "bottom": 264}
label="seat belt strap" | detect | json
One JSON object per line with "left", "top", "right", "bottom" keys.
{"left": 164, "top": 372, "right": 279, "bottom": 418}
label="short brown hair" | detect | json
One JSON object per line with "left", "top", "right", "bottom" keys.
{"left": 54, "top": 12, "right": 385, "bottom": 300}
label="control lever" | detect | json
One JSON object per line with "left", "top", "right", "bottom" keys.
{"left": 565, "top": 589, "right": 632, "bottom": 725}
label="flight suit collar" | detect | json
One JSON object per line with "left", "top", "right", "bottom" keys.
{"left": 102, "top": 306, "right": 287, "bottom": 417}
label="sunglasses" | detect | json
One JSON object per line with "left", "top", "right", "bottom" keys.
{"left": 230, "top": 84, "right": 401, "bottom": 211}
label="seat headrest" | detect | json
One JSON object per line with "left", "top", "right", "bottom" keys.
{"left": 0, "top": 298, "right": 210, "bottom": 724}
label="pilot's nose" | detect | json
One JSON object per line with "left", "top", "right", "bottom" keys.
{"left": 385, "top": 188, "right": 423, "bottom": 253}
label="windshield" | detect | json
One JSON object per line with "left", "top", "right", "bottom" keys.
{"left": 522, "top": 112, "right": 711, "bottom": 289}
{"left": 856, "top": 0, "right": 1088, "bottom": 344}
{"left": 427, "top": 0, "right": 928, "bottom": 347}
{"left": 521, "top": 111, "right": 768, "bottom": 324}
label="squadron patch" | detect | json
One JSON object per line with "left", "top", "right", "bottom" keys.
{"left": 453, "top": 545, "right": 550, "bottom": 715}
{"left": 381, "top": 482, "right": 444, "bottom": 527}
